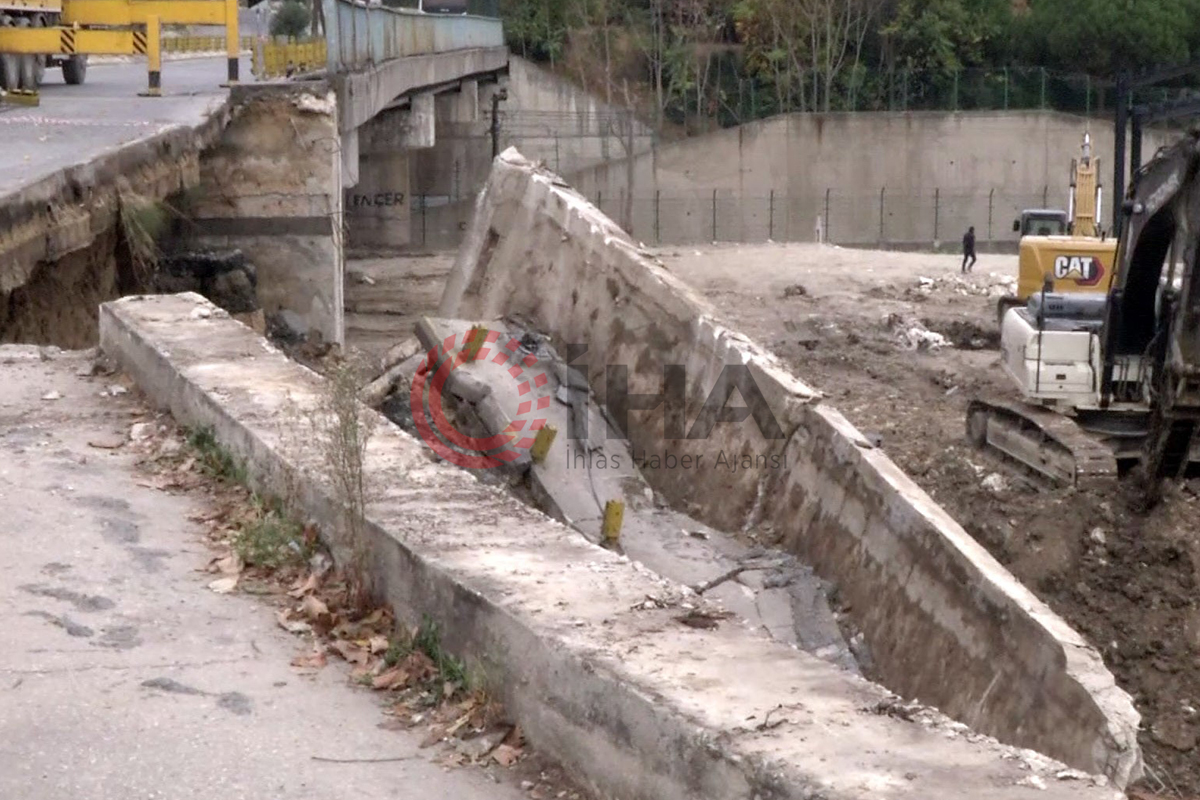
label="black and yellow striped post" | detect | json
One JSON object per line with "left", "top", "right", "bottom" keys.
{"left": 222, "top": 0, "right": 239, "bottom": 85}
{"left": 138, "top": 15, "right": 161, "bottom": 96}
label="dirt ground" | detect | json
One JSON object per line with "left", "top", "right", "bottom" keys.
{"left": 655, "top": 242, "right": 1200, "bottom": 798}
{"left": 347, "top": 243, "right": 1200, "bottom": 796}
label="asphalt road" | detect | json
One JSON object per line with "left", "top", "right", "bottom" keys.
{"left": 0, "top": 56, "right": 243, "bottom": 198}
{"left": 0, "top": 345, "right": 542, "bottom": 800}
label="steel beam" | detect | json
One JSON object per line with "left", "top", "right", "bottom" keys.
{"left": 61, "top": 0, "right": 226, "bottom": 25}
{"left": 0, "top": 26, "right": 146, "bottom": 54}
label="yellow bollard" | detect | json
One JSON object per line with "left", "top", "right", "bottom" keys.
{"left": 139, "top": 15, "right": 161, "bottom": 97}
{"left": 222, "top": 0, "right": 239, "bottom": 85}
{"left": 462, "top": 325, "right": 488, "bottom": 362}
{"left": 601, "top": 500, "right": 624, "bottom": 548}
{"left": 530, "top": 425, "right": 557, "bottom": 465}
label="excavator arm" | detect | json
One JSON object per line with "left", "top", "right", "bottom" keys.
{"left": 1101, "top": 130, "right": 1200, "bottom": 480}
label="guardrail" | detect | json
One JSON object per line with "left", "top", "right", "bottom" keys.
{"left": 321, "top": 0, "right": 503, "bottom": 74}
{"left": 251, "top": 36, "right": 326, "bottom": 79}
{"left": 162, "top": 34, "right": 255, "bottom": 54}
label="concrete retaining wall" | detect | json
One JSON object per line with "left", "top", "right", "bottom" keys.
{"left": 563, "top": 111, "right": 1172, "bottom": 247}
{"left": 100, "top": 291, "right": 1127, "bottom": 800}
{"left": 438, "top": 149, "right": 1142, "bottom": 784}
{"left": 181, "top": 83, "right": 344, "bottom": 345}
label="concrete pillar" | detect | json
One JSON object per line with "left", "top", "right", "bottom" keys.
{"left": 341, "top": 129, "right": 360, "bottom": 189}
{"left": 345, "top": 97, "right": 437, "bottom": 252}
{"left": 184, "top": 85, "right": 344, "bottom": 346}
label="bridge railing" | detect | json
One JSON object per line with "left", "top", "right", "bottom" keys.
{"left": 321, "top": 0, "right": 504, "bottom": 74}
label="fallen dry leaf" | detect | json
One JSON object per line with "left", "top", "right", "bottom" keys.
{"left": 87, "top": 433, "right": 126, "bottom": 450}
{"left": 492, "top": 743, "right": 522, "bottom": 767}
{"left": 330, "top": 639, "right": 369, "bottom": 666}
{"left": 372, "top": 668, "right": 410, "bottom": 691}
{"left": 207, "top": 576, "right": 239, "bottom": 594}
{"left": 214, "top": 552, "right": 244, "bottom": 576}
{"left": 367, "top": 635, "right": 390, "bottom": 655}
{"left": 300, "top": 595, "right": 331, "bottom": 621}
{"left": 288, "top": 572, "right": 321, "bottom": 599}
{"left": 291, "top": 649, "right": 328, "bottom": 670}
{"left": 276, "top": 610, "right": 313, "bottom": 636}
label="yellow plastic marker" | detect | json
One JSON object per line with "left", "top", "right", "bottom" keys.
{"left": 530, "top": 425, "right": 557, "bottom": 464}
{"left": 601, "top": 500, "right": 624, "bottom": 547}
{"left": 462, "top": 324, "right": 488, "bottom": 362}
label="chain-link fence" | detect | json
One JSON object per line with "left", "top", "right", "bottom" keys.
{"left": 403, "top": 186, "right": 1069, "bottom": 251}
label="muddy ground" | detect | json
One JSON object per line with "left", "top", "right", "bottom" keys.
{"left": 348, "top": 244, "right": 1200, "bottom": 797}
{"left": 657, "top": 242, "right": 1200, "bottom": 798}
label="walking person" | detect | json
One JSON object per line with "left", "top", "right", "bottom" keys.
{"left": 962, "top": 226, "right": 977, "bottom": 273}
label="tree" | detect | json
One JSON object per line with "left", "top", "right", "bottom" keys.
{"left": 271, "top": 0, "right": 311, "bottom": 37}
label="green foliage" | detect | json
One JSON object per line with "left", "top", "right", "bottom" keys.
{"left": 495, "top": 0, "right": 1200, "bottom": 126}
{"left": 270, "top": 0, "right": 311, "bottom": 38}
{"left": 412, "top": 616, "right": 468, "bottom": 689}
{"left": 234, "top": 501, "right": 308, "bottom": 569}
{"left": 186, "top": 426, "right": 248, "bottom": 485}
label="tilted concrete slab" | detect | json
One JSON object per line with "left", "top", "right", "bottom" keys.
{"left": 437, "top": 149, "right": 1142, "bottom": 785}
{"left": 101, "top": 292, "right": 1125, "bottom": 800}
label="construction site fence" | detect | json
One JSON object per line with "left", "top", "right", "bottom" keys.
{"left": 678, "top": 63, "right": 1200, "bottom": 129}
{"left": 251, "top": 37, "right": 327, "bottom": 79}
{"left": 398, "top": 188, "right": 1084, "bottom": 251}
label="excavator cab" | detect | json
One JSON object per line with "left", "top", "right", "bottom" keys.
{"left": 1013, "top": 210, "right": 1069, "bottom": 237}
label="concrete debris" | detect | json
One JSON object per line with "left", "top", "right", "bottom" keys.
{"left": 130, "top": 422, "right": 156, "bottom": 441}
{"left": 41, "top": 391, "right": 63, "bottom": 401}
{"left": 1089, "top": 528, "right": 1107, "bottom": 546}
{"left": 410, "top": 316, "right": 861, "bottom": 674}
{"left": 1019, "top": 775, "right": 1048, "bottom": 790}
{"left": 189, "top": 307, "right": 213, "bottom": 320}
{"left": 982, "top": 473, "right": 1008, "bottom": 494}
{"left": 107, "top": 384, "right": 128, "bottom": 397}
{"left": 886, "top": 313, "right": 950, "bottom": 352}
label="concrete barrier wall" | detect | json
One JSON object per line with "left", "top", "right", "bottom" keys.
{"left": 438, "top": 149, "right": 1142, "bottom": 784}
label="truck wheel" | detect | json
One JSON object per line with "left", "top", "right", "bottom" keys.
{"left": 62, "top": 54, "right": 87, "bottom": 85}
{"left": 15, "top": 18, "right": 37, "bottom": 91}
{"left": 31, "top": 14, "right": 45, "bottom": 86}
{"left": 0, "top": 16, "right": 19, "bottom": 92}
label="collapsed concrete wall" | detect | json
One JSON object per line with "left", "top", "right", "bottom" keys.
{"left": 180, "top": 84, "right": 344, "bottom": 345}
{"left": 0, "top": 108, "right": 229, "bottom": 347}
{"left": 102, "top": 291, "right": 1131, "bottom": 800}
{"left": 439, "top": 149, "right": 1142, "bottom": 784}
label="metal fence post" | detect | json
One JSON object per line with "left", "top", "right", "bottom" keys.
{"left": 597, "top": 191, "right": 602, "bottom": 214}
{"left": 1042, "top": 184, "right": 1048, "bottom": 207}
{"left": 879, "top": 187, "right": 886, "bottom": 243}
{"left": 768, "top": 190, "right": 775, "bottom": 241}
{"left": 420, "top": 194, "right": 427, "bottom": 247}
{"left": 988, "top": 188, "right": 995, "bottom": 240}
{"left": 654, "top": 190, "right": 661, "bottom": 244}
{"left": 1086, "top": 75, "right": 1091, "bottom": 116}
{"left": 953, "top": 70, "right": 959, "bottom": 111}
{"left": 711, "top": 189, "right": 717, "bottom": 242}
{"left": 1040, "top": 67, "right": 1046, "bottom": 109}
{"left": 824, "top": 188, "right": 831, "bottom": 243}
{"left": 1003, "top": 67, "right": 1009, "bottom": 110}
{"left": 934, "top": 188, "right": 940, "bottom": 241}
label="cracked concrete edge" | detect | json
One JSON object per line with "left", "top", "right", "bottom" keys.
{"left": 99, "top": 292, "right": 1125, "bottom": 800}
{"left": 0, "top": 102, "right": 232, "bottom": 293}
{"left": 437, "top": 148, "right": 1143, "bottom": 786}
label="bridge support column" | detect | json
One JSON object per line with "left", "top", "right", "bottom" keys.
{"left": 345, "top": 93, "right": 435, "bottom": 252}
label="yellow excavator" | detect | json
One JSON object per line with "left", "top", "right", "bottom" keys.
{"left": 996, "top": 133, "right": 1118, "bottom": 326}
{"left": 969, "top": 129, "right": 1200, "bottom": 490}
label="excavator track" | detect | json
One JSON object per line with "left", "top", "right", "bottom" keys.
{"left": 966, "top": 398, "right": 1118, "bottom": 488}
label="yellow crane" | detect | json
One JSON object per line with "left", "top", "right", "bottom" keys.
{"left": 0, "top": 0, "right": 240, "bottom": 96}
